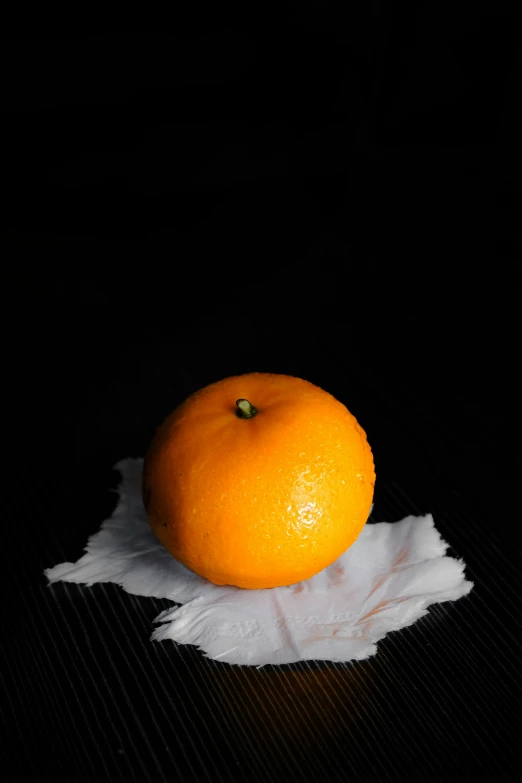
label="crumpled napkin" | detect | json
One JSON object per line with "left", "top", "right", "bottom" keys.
{"left": 45, "top": 458, "right": 473, "bottom": 666}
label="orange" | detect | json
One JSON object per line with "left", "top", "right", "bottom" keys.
{"left": 142, "top": 373, "right": 375, "bottom": 589}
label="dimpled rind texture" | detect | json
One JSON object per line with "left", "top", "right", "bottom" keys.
{"left": 142, "top": 373, "right": 375, "bottom": 589}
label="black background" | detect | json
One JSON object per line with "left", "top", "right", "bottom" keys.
{"left": 2, "top": 6, "right": 521, "bottom": 782}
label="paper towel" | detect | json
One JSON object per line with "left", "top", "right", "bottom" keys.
{"left": 45, "top": 458, "right": 473, "bottom": 666}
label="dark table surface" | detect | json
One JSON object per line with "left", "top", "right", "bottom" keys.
{"left": 2, "top": 14, "right": 521, "bottom": 782}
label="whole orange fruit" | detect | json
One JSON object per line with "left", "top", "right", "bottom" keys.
{"left": 142, "top": 373, "right": 375, "bottom": 589}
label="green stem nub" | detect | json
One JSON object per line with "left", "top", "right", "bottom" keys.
{"left": 236, "top": 398, "right": 258, "bottom": 419}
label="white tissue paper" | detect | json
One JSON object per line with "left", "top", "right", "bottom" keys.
{"left": 45, "top": 458, "right": 473, "bottom": 666}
